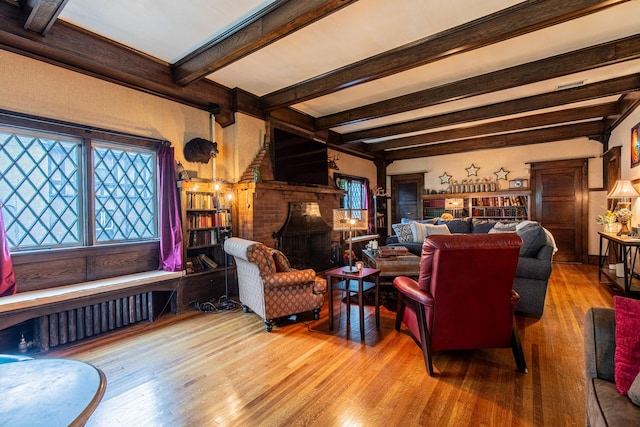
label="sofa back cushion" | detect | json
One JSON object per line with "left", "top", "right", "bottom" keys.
{"left": 436, "top": 217, "right": 472, "bottom": 233}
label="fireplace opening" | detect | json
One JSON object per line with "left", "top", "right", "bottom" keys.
{"left": 274, "top": 202, "right": 332, "bottom": 271}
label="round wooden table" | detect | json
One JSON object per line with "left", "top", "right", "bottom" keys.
{"left": 0, "top": 358, "right": 106, "bottom": 427}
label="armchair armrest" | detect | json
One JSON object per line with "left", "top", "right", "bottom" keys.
{"left": 393, "top": 276, "right": 434, "bottom": 307}
{"left": 262, "top": 269, "right": 317, "bottom": 289}
{"left": 584, "top": 307, "right": 616, "bottom": 383}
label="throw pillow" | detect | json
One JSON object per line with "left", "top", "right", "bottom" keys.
{"left": 615, "top": 296, "right": 640, "bottom": 395}
{"left": 516, "top": 223, "right": 547, "bottom": 257}
{"left": 488, "top": 221, "right": 518, "bottom": 234}
{"left": 629, "top": 372, "right": 640, "bottom": 406}
{"left": 410, "top": 221, "right": 429, "bottom": 243}
{"left": 392, "top": 223, "right": 414, "bottom": 243}
{"left": 425, "top": 224, "right": 451, "bottom": 236}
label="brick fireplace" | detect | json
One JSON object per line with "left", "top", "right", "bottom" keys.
{"left": 233, "top": 181, "right": 344, "bottom": 270}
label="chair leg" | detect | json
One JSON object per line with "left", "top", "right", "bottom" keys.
{"left": 313, "top": 308, "right": 320, "bottom": 320}
{"left": 395, "top": 293, "right": 406, "bottom": 331}
{"left": 264, "top": 319, "right": 273, "bottom": 332}
{"left": 511, "top": 318, "right": 527, "bottom": 373}
{"left": 417, "top": 304, "right": 435, "bottom": 376}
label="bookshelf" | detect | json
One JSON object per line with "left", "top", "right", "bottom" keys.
{"left": 422, "top": 190, "right": 530, "bottom": 221}
{"left": 178, "top": 180, "right": 235, "bottom": 311}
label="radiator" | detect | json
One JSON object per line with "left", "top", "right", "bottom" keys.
{"left": 36, "top": 292, "right": 153, "bottom": 351}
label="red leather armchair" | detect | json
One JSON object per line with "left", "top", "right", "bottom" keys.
{"left": 393, "top": 233, "right": 527, "bottom": 376}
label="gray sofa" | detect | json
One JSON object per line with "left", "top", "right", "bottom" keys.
{"left": 584, "top": 307, "right": 640, "bottom": 426}
{"left": 387, "top": 217, "right": 555, "bottom": 317}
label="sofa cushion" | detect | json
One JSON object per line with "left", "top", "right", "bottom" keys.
{"left": 436, "top": 217, "right": 472, "bottom": 234}
{"left": 589, "top": 378, "right": 640, "bottom": 425}
{"left": 629, "top": 372, "right": 640, "bottom": 406}
{"left": 426, "top": 224, "right": 451, "bottom": 236}
{"left": 516, "top": 223, "right": 547, "bottom": 257}
{"left": 489, "top": 221, "right": 518, "bottom": 233}
{"left": 615, "top": 296, "right": 640, "bottom": 395}
{"left": 410, "top": 222, "right": 428, "bottom": 243}
{"left": 392, "top": 223, "right": 413, "bottom": 242}
{"left": 472, "top": 218, "right": 500, "bottom": 233}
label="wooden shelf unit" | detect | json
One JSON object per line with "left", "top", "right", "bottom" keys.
{"left": 177, "top": 180, "right": 236, "bottom": 311}
{"left": 422, "top": 190, "right": 530, "bottom": 221}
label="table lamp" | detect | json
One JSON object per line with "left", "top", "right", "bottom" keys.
{"left": 607, "top": 179, "right": 640, "bottom": 235}
{"left": 333, "top": 208, "right": 368, "bottom": 273}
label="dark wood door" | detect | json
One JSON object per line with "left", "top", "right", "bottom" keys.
{"left": 391, "top": 173, "right": 423, "bottom": 224}
{"left": 530, "top": 159, "right": 589, "bottom": 263}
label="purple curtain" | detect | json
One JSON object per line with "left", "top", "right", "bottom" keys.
{"left": 0, "top": 204, "right": 16, "bottom": 296}
{"left": 158, "top": 145, "right": 183, "bottom": 272}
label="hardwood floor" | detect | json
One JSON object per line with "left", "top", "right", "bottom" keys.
{"left": 48, "top": 263, "right": 618, "bottom": 426}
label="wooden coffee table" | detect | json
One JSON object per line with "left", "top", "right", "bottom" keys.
{"left": 361, "top": 248, "right": 420, "bottom": 281}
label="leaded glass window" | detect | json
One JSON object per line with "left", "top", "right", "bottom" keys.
{"left": 0, "top": 127, "right": 81, "bottom": 250}
{"left": 93, "top": 142, "right": 157, "bottom": 242}
{"left": 0, "top": 125, "right": 159, "bottom": 251}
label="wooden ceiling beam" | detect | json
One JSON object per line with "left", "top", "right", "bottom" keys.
{"left": 172, "top": 0, "right": 358, "bottom": 86}
{"left": 316, "top": 34, "right": 640, "bottom": 129}
{"left": 0, "top": 1, "right": 237, "bottom": 124}
{"left": 384, "top": 121, "right": 605, "bottom": 160}
{"left": 21, "top": 0, "right": 69, "bottom": 35}
{"left": 339, "top": 74, "right": 640, "bottom": 143}
{"left": 261, "top": 0, "right": 630, "bottom": 110}
{"left": 368, "top": 103, "right": 619, "bottom": 152}
{"left": 606, "top": 91, "right": 640, "bottom": 130}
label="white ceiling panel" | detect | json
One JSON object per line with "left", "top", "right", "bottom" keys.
{"left": 205, "top": 0, "right": 524, "bottom": 94}
{"left": 59, "top": 0, "right": 280, "bottom": 63}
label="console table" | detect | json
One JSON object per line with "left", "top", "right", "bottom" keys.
{"left": 598, "top": 231, "right": 640, "bottom": 296}
{"left": 326, "top": 267, "right": 380, "bottom": 342}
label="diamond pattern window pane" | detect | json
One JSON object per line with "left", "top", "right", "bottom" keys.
{"left": 0, "top": 128, "right": 80, "bottom": 250}
{"left": 93, "top": 143, "right": 156, "bottom": 242}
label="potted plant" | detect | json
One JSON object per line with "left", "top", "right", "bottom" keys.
{"left": 596, "top": 210, "right": 618, "bottom": 233}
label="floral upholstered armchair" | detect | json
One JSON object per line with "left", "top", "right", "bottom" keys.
{"left": 224, "top": 237, "right": 326, "bottom": 331}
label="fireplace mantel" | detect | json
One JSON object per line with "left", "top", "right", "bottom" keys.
{"left": 239, "top": 181, "right": 345, "bottom": 196}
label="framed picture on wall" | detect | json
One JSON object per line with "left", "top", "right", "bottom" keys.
{"left": 632, "top": 121, "right": 640, "bottom": 168}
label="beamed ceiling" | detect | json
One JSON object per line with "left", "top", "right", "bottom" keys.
{"left": 2, "top": 0, "right": 640, "bottom": 163}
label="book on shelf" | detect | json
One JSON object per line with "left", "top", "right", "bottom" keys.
{"left": 198, "top": 253, "right": 218, "bottom": 269}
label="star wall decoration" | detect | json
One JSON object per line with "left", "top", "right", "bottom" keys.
{"left": 439, "top": 172, "right": 451, "bottom": 184}
{"left": 466, "top": 164, "right": 479, "bottom": 176}
{"left": 494, "top": 167, "right": 510, "bottom": 180}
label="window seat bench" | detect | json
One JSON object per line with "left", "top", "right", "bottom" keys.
{"left": 0, "top": 270, "right": 183, "bottom": 351}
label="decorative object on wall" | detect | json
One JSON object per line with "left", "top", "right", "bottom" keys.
{"left": 466, "top": 164, "right": 479, "bottom": 176}
{"left": 494, "top": 167, "right": 510, "bottom": 181}
{"left": 607, "top": 179, "right": 640, "bottom": 235}
{"left": 183, "top": 137, "right": 218, "bottom": 164}
{"left": 328, "top": 154, "right": 340, "bottom": 170}
{"left": 439, "top": 172, "right": 451, "bottom": 184}
{"left": 631, "top": 122, "right": 640, "bottom": 168}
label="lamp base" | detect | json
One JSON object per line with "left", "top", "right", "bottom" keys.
{"left": 618, "top": 222, "right": 632, "bottom": 235}
{"left": 342, "top": 266, "right": 359, "bottom": 274}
